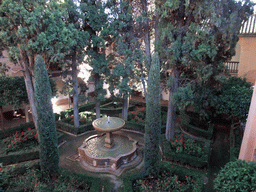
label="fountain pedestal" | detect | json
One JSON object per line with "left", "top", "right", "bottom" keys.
{"left": 92, "top": 117, "right": 125, "bottom": 149}
{"left": 105, "top": 132, "right": 114, "bottom": 148}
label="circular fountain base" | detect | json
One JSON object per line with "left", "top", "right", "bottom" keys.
{"left": 78, "top": 133, "right": 139, "bottom": 170}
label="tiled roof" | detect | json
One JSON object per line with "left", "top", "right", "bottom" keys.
{"left": 240, "top": 14, "right": 256, "bottom": 35}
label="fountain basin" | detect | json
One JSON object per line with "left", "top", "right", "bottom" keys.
{"left": 78, "top": 133, "right": 138, "bottom": 169}
{"left": 92, "top": 117, "right": 125, "bottom": 132}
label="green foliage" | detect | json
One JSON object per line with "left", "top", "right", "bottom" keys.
{"left": 125, "top": 162, "right": 205, "bottom": 192}
{"left": 0, "top": 76, "right": 28, "bottom": 108}
{"left": 144, "top": 53, "right": 161, "bottom": 177}
{"left": 3, "top": 128, "right": 38, "bottom": 153}
{"left": 216, "top": 77, "right": 253, "bottom": 123}
{"left": 162, "top": 134, "right": 210, "bottom": 168}
{"left": 0, "top": 76, "right": 57, "bottom": 108}
{"left": 173, "top": 83, "right": 218, "bottom": 119}
{"left": 214, "top": 159, "right": 256, "bottom": 191}
{"left": 34, "top": 55, "right": 59, "bottom": 177}
{"left": 0, "top": 0, "right": 68, "bottom": 64}
{"left": 0, "top": 121, "right": 35, "bottom": 140}
{"left": 159, "top": 0, "right": 253, "bottom": 100}
{"left": 0, "top": 161, "right": 101, "bottom": 191}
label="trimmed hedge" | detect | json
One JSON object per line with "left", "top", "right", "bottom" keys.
{"left": 56, "top": 120, "right": 94, "bottom": 135}
{"left": 161, "top": 139, "right": 210, "bottom": 168}
{"left": 125, "top": 122, "right": 166, "bottom": 134}
{"left": 60, "top": 98, "right": 112, "bottom": 119}
{"left": 0, "top": 122, "right": 64, "bottom": 165}
{"left": 123, "top": 161, "right": 205, "bottom": 192}
{"left": 0, "top": 148, "right": 39, "bottom": 165}
{"left": 1, "top": 160, "right": 102, "bottom": 192}
{"left": 0, "top": 121, "right": 35, "bottom": 140}
{"left": 180, "top": 119, "right": 214, "bottom": 140}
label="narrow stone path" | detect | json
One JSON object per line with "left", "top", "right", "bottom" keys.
{"left": 205, "top": 131, "right": 230, "bottom": 191}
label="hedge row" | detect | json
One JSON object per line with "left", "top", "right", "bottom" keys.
{"left": 1, "top": 160, "right": 101, "bottom": 192}
{"left": 0, "top": 148, "right": 40, "bottom": 165}
{"left": 56, "top": 120, "right": 94, "bottom": 135}
{"left": 180, "top": 119, "right": 214, "bottom": 140}
{"left": 60, "top": 98, "right": 112, "bottom": 119}
{"left": 123, "top": 161, "right": 205, "bottom": 192}
{"left": 0, "top": 123, "right": 65, "bottom": 165}
{"left": 125, "top": 122, "right": 166, "bottom": 134}
{"left": 0, "top": 121, "right": 35, "bottom": 140}
{"left": 161, "top": 140, "right": 210, "bottom": 168}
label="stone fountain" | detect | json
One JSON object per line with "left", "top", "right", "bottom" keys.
{"left": 78, "top": 116, "right": 139, "bottom": 170}
{"left": 93, "top": 116, "right": 125, "bottom": 148}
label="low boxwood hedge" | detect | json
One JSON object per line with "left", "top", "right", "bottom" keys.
{"left": 0, "top": 148, "right": 39, "bottom": 166}
{"left": 124, "top": 121, "right": 166, "bottom": 134}
{"left": 0, "top": 121, "right": 35, "bottom": 140}
{"left": 123, "top": 161, "right": 205, "bottom": 192}
{"left": 1, "top": 160, "right": 102, "bottom": 192}
{"left": 56, "top": 120, "right": 94, "bottom": 135}
{"left": 0, "top": 122, "right": 64, "bottom": 165}
{"left": 180, "top": 119, "right": 214, "bottom": 140}
{"left": 60, "top": 98, "right": 112, "bottom": 119}
{"left": 161, "top": 139, "right": 210, "bottom": 168}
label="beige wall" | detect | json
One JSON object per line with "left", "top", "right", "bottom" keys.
{"left": 1, "top": 50, "right": 23, "bottom": 77}
{"left": 235, "top": 36, "right": 256, "bottom": 84}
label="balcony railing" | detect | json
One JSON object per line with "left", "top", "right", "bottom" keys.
{"left": 224, "top": 61, "right": 239, "bottom": 74}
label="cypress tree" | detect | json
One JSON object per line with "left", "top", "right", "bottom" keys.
{"left": 144, "top": 52, "right": 161, "bottom": 177}
{"left": 34, "top": 55, "right": 59, "bottom": 177}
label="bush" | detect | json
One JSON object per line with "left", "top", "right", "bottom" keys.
{"left": 56, "top": 120, "right": 94, "bottom": 135}
{"left": 3, "top": 128, "right": 38, "bottom": 153}
{"left": 124, "top": 162, "right": 204, "bottom": 192}
{"left": 60, "top": 98, "right": 112, "bottom": 119}
{"left": 180, "top": 117, "right": 214, "bottom": 139}
{"left": 0, "top": 161, "right": 101, "bottom": 191}
{"left": 0, "top": 121, "right": 35, "bottom": 140}
{"left": 162, "top": 134, "right": 210, "bottom": 168}
{"left": 214, "top": 159, "right": 256, "bottom": 191}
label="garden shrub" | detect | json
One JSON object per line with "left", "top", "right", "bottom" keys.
{"left": 3, "top": 128, "right": 38, "bottom": 153}
{"left": 0, "top": 148, "right": 40, "bottom": 165}
{"left": 0, "top": 160, "right": 101, "bottom": 191}
{"left": 60, "top": 98, "right": 112, "bottom": 119}
{"left": 179, "top": 111, "right": 214, "bottom": 139}
{"left": 0, "top": 124, "right": 63, "bottom": 165}
{"left": 214, "top": 159, "right": 256, "bottom": 191}
{"left": 162, "top": 134, "right": 210, "bottom": 168}
{"left": 0, "top": 121, "right": 35, "bottom": 140}
{"left": 56, "top": 120, "right": 94, "bottom": 135}
{"left": 124, "top": 162, "right": 204, "bottom": 192}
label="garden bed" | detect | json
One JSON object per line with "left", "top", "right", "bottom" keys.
{"left": 123, "top": 162, "right": 205, "bottom": 192}
{"left": 161, "top": 134, "right": 211, "bottom": 169}
{"left": 0, "top": 126, "right": 64, "bottom": 165}
{"left": 0, "top": 160, "right": 101, "bottom": 191}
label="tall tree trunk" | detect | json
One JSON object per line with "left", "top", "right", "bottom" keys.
{"left": 142, "top": 0, "right": 151, "bottom": 71}
{"left": 165, "top": 69, "right": 179, "bottom": 140}
{"left": 23, "top": 65, "right": 38, "bottom": 130}
{"left": 122, "top": 95, "right": 129, "bottom": 121}
{"left": 140, "top": 63, "right": 147, "bottom": 100}
{"left": 72, "top": 53, "right": 79, "bottom": 127}
{"left": 24, "top": 102, "right": 29, "bottom": 123}
{"left": 95, "top": 73, "right": 101, "bottom": 119}
{"left": 155, "top": 12, "right": 160, "bottom": 53}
